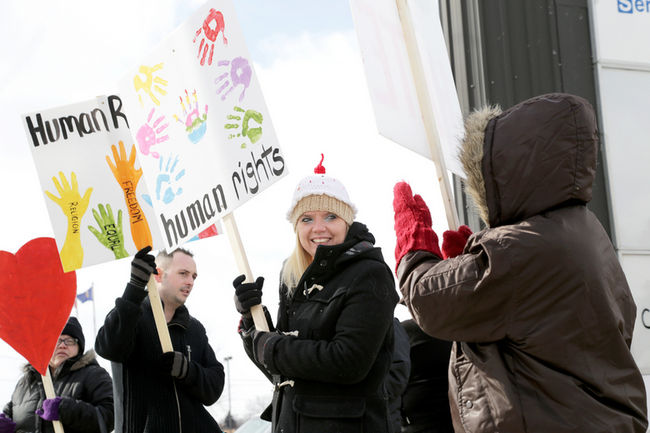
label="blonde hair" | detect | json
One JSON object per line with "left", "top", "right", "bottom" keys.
{"left": 281, "top": 233, "right": 312, "bottom": 296}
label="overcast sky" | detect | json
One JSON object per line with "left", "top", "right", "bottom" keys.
{"left": 0, "top": 0, "right": 452, "bottom": 422}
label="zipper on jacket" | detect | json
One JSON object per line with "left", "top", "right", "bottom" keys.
{"left": 173, "top": 381, "right": 182, "bottom": 433}
{"left": 186, "top": 345, "right": 192, "bottom": 362}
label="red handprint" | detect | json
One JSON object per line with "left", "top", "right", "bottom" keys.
{"left": 193, "top": 8, "right": 228, "bottom": 66}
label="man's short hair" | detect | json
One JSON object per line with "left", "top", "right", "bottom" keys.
{"left": 156, "top": 247, "right": 194, "bottom": 270}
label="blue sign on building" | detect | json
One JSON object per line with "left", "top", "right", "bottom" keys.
{"left": 618, "top": 0, "right": 650, "bottom": 13}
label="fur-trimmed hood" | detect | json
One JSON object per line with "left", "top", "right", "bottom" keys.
{"left": 459, "top": 93, "right": 598, "bottom": 227}
{"left": 24, "top": 350, "right": 100, "bottom": 381}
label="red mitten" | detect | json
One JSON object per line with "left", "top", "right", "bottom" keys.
{"left": 442, "top": 225, "right": 473, "bottom": 259}
{"left": 393, "top": 182, "right": 442, "bottom": 271}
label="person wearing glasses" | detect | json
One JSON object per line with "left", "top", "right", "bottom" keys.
{"left": 1, "top": 317, "right": 114, "bottom": 433}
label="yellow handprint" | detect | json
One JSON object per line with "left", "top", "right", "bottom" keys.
{"left": 134, "top": 63, "right": 168, "bottom": 106}
{"left": 106, "top": 141, "right": 153, "bottom": 251}
{"left": 45, "top": 171, "right": 93, "bottom": 272}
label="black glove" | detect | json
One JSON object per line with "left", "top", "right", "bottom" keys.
{"left": 158, "top": 351, "right": 189, "bottom": 380}
{"left": 130, "top": 246, "right": 157, "bottom": 288}
{"left": 251, "top": 329, "right": 277, "bottom": 367}
{"left": 233, "top": 274, "right": 264, "bottom": 315}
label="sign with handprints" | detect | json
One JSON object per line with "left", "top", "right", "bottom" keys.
{"left": 118, "top": 0, "right": 287, "bottom": 248}
{"left": 22, "top": 95, "right": 164, "bottom": 271}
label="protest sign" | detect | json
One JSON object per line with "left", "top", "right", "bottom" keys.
{"left": 118, "top": 0, "right": 287, "bottom": 250}
{"left": 22, "top": 95, "right": 167, "bottom": 272}
{"left": 350, "top": 0, "right": 462, "bottom": 228}
{"left": 0, "top": 237, "right": 76, "bottom": 376}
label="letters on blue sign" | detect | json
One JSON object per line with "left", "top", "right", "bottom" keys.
{"left": 618, "top": 0, "right": 650, "bottom": 13}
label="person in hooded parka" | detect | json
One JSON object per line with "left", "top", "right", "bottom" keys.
{"left": 392, "top": 93, "right": 648, "bottom": 433}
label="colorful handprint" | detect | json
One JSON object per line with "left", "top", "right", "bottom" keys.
{"left": 215, "top": 57, "right": 252, "bottom": 102}
{"left": 136, "top": 108, "right": 169, "bottom": 159}
{"left": 45, "top": 171, "right": 93, "bottom": 271}
{"left": 193, "top": 8, "right": 228, "bottom": 66}
{"left": 142, "top": 155, "right": 186, "bottom": 207}
{"left": 105, "top": 141, "right": 153, "bottom": 250}
{"left": 134, "top": 63, "right": 168, "bottom": 106}
{"left": 174, "top": 90, "right": 208, "bottom": 144}
{"left": 224, "top": 106, "right": 263, "bottom": 148}
{"left": 87, "top": 203, "right": 129, "bottom": 259}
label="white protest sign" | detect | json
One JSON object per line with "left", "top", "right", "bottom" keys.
{"left": 349, "top": 0, "right": 464, "bottom": 177}
{"left": 23, "top": 95, "right": 165, "bottom": 272}
{"left": 350, "top": 0, "right": 462, "bottom": 229}
{"left": 118, "top": 0, "right": 287, "bottom": 249}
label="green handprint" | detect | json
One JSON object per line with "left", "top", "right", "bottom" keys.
{"left": 45, "top": 171, "right": 93, "bottom": 272}
{"left": 224, "top": 106, "right": 263, "bottom": 148}
{"left": 87, "top": 203, "right": 129, "bottom": 259}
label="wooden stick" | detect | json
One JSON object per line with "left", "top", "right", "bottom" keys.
{"left": 396, "top": 0, "right": 460, "bottom": 230}
{"left": 222, "top": 212, "right": 270, "bottom": 331}
{"left": 42, "top": 369, "right": 65, "bottom": 433}
{"left": 147, "top": 276, "right": 174, "bottom": 352}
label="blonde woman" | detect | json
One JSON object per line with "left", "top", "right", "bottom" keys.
{"left": 234, "top": 155, "right": 398, "bottom": 432}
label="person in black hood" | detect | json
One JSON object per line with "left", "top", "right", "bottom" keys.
{"left": 2, "top": 316, "right": 114, "bottom": 433}
{"left": 233, "top": 155, "right": 399, "bottom": 433}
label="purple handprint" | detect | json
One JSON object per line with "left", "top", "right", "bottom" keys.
{"left": 136, "top": 108, "right": 169, "bottom": 159}
{"left": 215, "top": 57, "right": 252, "bottom": 102}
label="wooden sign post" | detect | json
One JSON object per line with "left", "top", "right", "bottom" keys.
{"left": 42, "top": 369, "right": 65, "bottom": 433}
{"left": 223, "top": 213, "right": 269, "bottom": 331}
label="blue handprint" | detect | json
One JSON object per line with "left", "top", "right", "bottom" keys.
{"left": 142, "top": 155, "right": 186, "bottom": 207}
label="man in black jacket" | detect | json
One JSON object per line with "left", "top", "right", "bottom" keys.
{"left": 2, "top": 317, "right": 113, "bottom": 433}
{"left": 95, "top": 246, "right": 224, "bottom": 433}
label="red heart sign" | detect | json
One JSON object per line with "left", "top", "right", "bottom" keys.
{"left": 0, "top": 237, "right": 76, "bottom": 375}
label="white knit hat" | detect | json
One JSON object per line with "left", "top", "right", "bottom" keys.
{"left": 287, "top": 154, "right": 357, "bottom": 228}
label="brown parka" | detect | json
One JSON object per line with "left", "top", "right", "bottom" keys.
{"left": 397, "top": 93, "right": 648, "bottom": 433}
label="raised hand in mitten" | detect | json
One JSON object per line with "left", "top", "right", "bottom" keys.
{"left": 130, "top": 246, "right": 157, "bottom": 288}
{"left": 0, "top": 413, "right": 16, "bottom": 433}
{"left": 158, "top": 351, "right": 189, "bottom": 380}
{"left": 442, "top": 225, "right": 473, "bottom": 259}
{"left": 232, "top": 274, "right": 264, "bottom": 316}
{"left": 393, "top": 182, "right": 442, "bottom": 270}
{"left": 35, "top": 396, "right": 62, "bottom": 421}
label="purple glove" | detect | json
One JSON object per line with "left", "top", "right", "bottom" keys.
{"left": 35, "top": 396, "right": 62, "bottom": 421}
{"left": 0, "top": 413, "right": 16, "bottom": 433}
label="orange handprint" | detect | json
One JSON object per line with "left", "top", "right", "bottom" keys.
{"left": 45, "top": 171, "right": 93, "bottom": 271}
{"left": 106, "top": 141, "right": 153, "bottom": 250}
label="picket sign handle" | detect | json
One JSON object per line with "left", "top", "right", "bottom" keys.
{"left": 395, "top": 0, "right": 460, "bottom": 230}
{"left": 223, "top": 212, "right": 270, "bottom": 332}
{"left": 42, "top": 369, "right": 65, "bottom": 433}
{"left": 147, "top": 276, "right": 174, "bottom": 353}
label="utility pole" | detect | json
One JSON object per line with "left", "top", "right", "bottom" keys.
{"left": 224, "top": 355, "right": 234, "bottom": 430}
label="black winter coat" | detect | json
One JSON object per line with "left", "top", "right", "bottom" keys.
{"left": 3, "top": 351, "right": 113, "bottom": 433}
{"left": 384, "top": 318, "right": 410, "bottom": 433}
{"left": 95, "top": 292, "right": 224, "bottom": 433}
{"left": 242, "top": 222, "right": 399, "bottom": 433}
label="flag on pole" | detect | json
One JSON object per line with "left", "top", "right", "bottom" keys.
{"left": 76, "top": 286, "right": 94, "bottom": 303}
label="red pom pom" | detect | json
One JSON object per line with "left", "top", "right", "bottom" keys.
{"left": 314, "top": 153, "right": 326, "bottom": 174}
